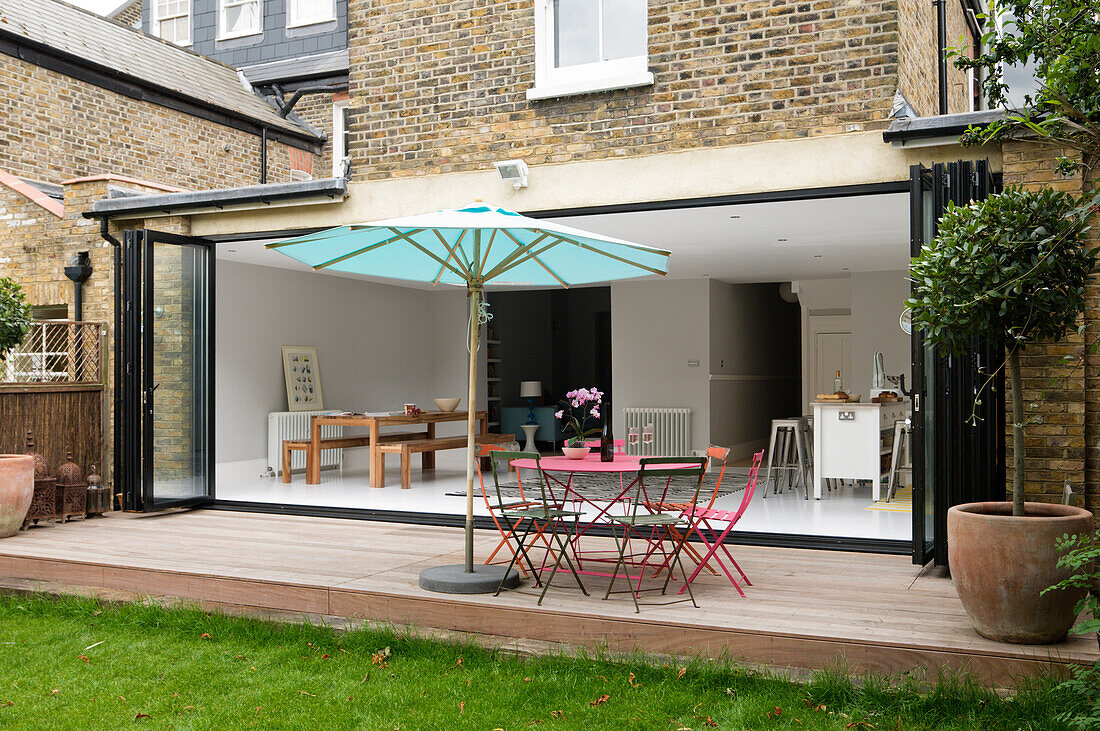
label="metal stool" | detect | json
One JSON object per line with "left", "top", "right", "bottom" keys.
{"left": 803, "top": 415, "right": 838, "bottom": 493}
{"left": 762, "top": 417, "right": 810, "bottom": 499}
{"left": 886, "top": 419, "right": 912, "bottom": 502}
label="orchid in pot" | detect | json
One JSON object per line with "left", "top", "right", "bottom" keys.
{"left": 555, "top": 387, "right": 603, "bottom": 459}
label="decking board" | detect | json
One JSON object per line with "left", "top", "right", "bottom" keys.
{"left": 1, "top": 510, "right": 1095, "bottom": 686}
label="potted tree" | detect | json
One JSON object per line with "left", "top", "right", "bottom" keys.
{"left": 0, "top": 276, "right": 34, "bottom": 537}
{"left": 909, "top": 187, "right": 1096, "bottom": 643}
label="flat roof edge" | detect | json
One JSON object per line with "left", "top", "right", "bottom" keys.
{"left": 85, "top": 177, "right": 347, "bottom": 218}
{"left": 882, "top": 110, "right": 1008, "bottom": 143}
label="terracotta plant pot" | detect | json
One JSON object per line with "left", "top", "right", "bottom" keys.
{"left": 948, "top": 501, "right": 1094, "bottom": 644}
{"left": 0, "top": 454, "right": 35, "bottom": 538}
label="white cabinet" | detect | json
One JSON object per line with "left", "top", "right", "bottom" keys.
{"left": 812, "top": 401, "right": 910, "bottom": 501}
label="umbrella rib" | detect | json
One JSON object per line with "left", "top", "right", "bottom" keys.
{"left": 386, "top": 227, "right": 468, "bottom": 279}
{"left": 488, "top": 238, "right": 563, "bottom": 279}
{"left": 311, "top": 229, "right": 421, "bottom": 269}
{"left": 266, "top": 227, "right": 360, "bottom": 249}
{"left": 535, "top": 228, "right": 672, "bottom": 258}
{"left": 528, "top": 248, "right": 568, "bottom": 288}
{"left": 478, "top": 229, "right": 497, "bottom": 279}
{"left": 550, "top": 233, "right": 670, "bottom": 277}
{"left": 432, "top": 229, "right": 471, "bottom": 284}
{"left": 482, "top": 231, "right": 551, "bottom": 281}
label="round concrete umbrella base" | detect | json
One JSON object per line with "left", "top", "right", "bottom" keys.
{"left": 419, "top": 564, "right": 520, "bottom": 594}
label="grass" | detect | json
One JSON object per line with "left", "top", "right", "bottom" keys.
{"left": 0, "top": 592, "right": 1073, "bottom": 730}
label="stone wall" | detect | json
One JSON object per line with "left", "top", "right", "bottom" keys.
{"left": 347, "top": 0, "right": 903, "bottom": 181}
{"left": 897, "top": 0, "right": 973, "bottom": 116}
{"left": 1000, "top": 140, "right": 1096, "bottom": 512}
{"left": 0, "top": 50, "right": 305, "bottom": 189}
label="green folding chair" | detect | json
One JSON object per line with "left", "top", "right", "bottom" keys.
{"left": 489, "top": 450, "right": 588, "bottom": 605}
{"left": 603, "top": 456, "right": 707, "bottom": 613}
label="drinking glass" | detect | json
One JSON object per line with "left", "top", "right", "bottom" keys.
{"left": 641, "top": 423, "right": 654, "bottom": 455}
{"left": 627, "top": 426, "right": 639, "bottom": 454}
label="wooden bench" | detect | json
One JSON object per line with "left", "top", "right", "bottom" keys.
{"left": 378, "top": 433, "right": 516, "bottom": 489}
{"left": 282, "top": 432, "right": 422, "bottom": 483}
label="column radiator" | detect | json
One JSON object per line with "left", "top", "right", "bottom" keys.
{"left": 267, "top": 411, "right": 344, "bottom": 475}
{"left": 623, "top": 408, "right": 692, "bottom": 456}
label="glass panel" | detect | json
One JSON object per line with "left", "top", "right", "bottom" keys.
{"left": 292, "top": 0, "right": 332, "bottom": 23}
{"left": 601, "top": 0, "right": 646, "bottom": 60}
{"left": 149, "top": 241, "right": 209, "bottom": 505}
{"left": 554, "top": 0, "right": 599, "bottom": 68}
{"left": 225, "top": 1, "right": 258, "bottom": 33}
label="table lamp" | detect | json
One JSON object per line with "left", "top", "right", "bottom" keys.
{"left": 519, "top": 380, "right": 541, "bottom": 424}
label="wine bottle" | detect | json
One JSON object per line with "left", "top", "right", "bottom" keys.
{"left": 600, "top": 404, "right": 614, "bottom": 462}
{"left": 833, "top": 369, "right": 843, "bottom": 393}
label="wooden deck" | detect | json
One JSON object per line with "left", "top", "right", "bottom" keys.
{"left": 0, "top": 510, "right": 1095, "bottom": 686}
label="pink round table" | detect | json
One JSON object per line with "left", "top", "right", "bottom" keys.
{"left": 510, "top": 453, "right": 645, "bottom": 474}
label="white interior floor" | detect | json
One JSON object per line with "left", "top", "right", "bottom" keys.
{"left": 215, "top": 451, "right": 911, "bottom": 541}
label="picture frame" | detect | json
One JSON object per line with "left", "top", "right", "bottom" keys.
{"left": 281, "top": 345, "right": 323, "bottom": 411}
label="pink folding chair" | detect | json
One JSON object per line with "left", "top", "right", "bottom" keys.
{"left": 676, "top": 450, "right": 763, "bottom": 597}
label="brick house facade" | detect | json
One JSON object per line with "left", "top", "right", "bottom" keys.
{"left": 346, "top": 0, "right": 974, "bottom": 181}
{"left": 0, "top": 0, "right": 321, "bottom": 481}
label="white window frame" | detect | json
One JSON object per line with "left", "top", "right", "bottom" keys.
{"left": 217, "top": 0, "right": 262, "bottom": 40}
{"left": 287, "top": 0, "right": 335, "bottom": 29}
{"left": 152, "top": 0, "right": 192, "bottom": 46}
{"left": 527, "top": 0, "right": 652, "bottom": 101}
{"left": 332, "top": 99, "right": 350, "bottom": 177}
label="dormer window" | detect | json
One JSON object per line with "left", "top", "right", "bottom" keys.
{"left": 219, "top": 0, "right": 261, "bottom": 39}
{"left": 528, "top": 0, "right": 652, "bottom": 101}
{"left": 288, "top": 0, "right": 335, "bottom": 28}
{"left": 153, "top": 0, "right": 191, "bottom": 46}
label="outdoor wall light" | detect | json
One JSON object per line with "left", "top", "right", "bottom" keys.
{"left": 493, "top": 159, "right": 529, "bottom": 189}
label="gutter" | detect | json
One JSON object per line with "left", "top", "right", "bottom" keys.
{"left": 84, "top": 177, "right": 347, "bottom": 220}
{"left": 882, "top": 110, "right": 1007, "bottom": 147}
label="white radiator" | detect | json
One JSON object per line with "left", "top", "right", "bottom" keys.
{"left": 267, "top": 411, "right": 344, "bottom": 475}
{"left": 623, "top": 408, "right": 692, "bottom": 456}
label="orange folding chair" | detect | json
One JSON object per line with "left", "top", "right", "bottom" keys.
{"left": 476, "top": 443, "right": 545, "bottom": 575}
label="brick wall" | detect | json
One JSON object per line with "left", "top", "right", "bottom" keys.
{"left": 1000, "top": 140, "right": 1096, "bottom": 512}
{"left": 897, "top": 0, "right": 973, "bottom": 116}
{"left": 0, "top": 50, "right": 302, "bottom": 189}
{"left": 112, "top": 0, "right": 142, "bottom": 29}
{"left": 347, "top": 0, "right": 903, "bottom": 181}
{"left": 292, "top": 90, "right": 348, "bottom": 177}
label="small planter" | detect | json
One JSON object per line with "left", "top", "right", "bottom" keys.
{"left": 948, "top": 501, "right": 1094, "bottom": 644}
{"left": 22, "top": 476, "right": 57, "bottom": 529}
{"left": 561, "top": 446, "right": 590, "bottom": 460}
{"left": 0, "top": 454, "right": 35, "bottom": 538}
{"left": 55, "top": 481, "right": 87, "bottom": 523}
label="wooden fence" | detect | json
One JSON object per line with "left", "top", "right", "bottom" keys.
{"left": 1, "top": 321, "right": 106, "bottom": 478}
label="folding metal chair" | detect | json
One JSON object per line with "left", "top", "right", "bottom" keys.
{"left": 476, "top": 443, "right": 542, "bottom": 576}
{"left": 489, "top": 450, "right": 588, "bottom": 604}
{"left": 676, "top": 450, "right": 764, "bottom": 597}
{"left": 603, "top": 456, "right": 707, "bottom": 613}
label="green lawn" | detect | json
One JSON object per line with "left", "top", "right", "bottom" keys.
{"left": 0, "top": 592, "right": 1073, "bottom": 729}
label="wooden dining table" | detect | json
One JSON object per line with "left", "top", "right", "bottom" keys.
{"left": 307, "top": 410, "right": 488, "bottom": 487}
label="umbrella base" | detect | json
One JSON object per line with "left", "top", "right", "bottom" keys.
{"left": 418, "top": 564, "right": 520, "bottom": 594}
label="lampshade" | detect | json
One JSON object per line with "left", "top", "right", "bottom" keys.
{"left": 519, "top": 380, "right": 542, "bottom": 398}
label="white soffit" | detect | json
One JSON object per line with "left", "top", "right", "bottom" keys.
{"left": 217, "top": 192, "right": 910, "bottom": 288}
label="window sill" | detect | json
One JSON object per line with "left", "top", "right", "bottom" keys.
{"left": 216, "top": 29, "right": 262, "bottom": 41}
{"left": 525, "top": 70, "right": 654, "bottom": 101}
{"left": 286, "top": 16, "right": 336, "bottom": 29}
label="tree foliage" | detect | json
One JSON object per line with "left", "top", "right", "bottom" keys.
{"left": 908, "top": 186, "right": 1095, "bottom": 353}
{"left": 954, "top": 0, "right": 1100, "bottom": 174}
{"left": 0, "top": 276, "right": 32, "bottom": 361}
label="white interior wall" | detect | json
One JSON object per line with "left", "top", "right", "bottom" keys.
{"left": 215, "top": 260, "right": 478, "bottom": 464}
{"left": 795, "top": 272, "right": 910, "bottom": 409}
{"left": 850, "top": 271, "right": 911, "bottom": 397}
{"left": 610, "top": 278, "right": 710, "bottom": 453}
{"left": 708, "top": 281, "right": 802, "bottom": 459}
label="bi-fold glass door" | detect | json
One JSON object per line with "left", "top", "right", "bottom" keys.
{"left": 909, "top": 160, "right": 1005, "bottom": 565}
{"left": 118, "top": 229, "right": 214, "bottom": 511}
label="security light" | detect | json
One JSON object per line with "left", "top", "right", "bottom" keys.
{"left": 493, "top": 159, "right": 529, "bottom": 189}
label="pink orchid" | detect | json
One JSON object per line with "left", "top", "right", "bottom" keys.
{"left": 554, "top": 409, "right": 564, "bottom": 419}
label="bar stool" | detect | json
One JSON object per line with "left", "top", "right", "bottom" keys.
{"left": 803, "top": 415, "right": 836, "bottom": 493}
{"left": 762, "top": 417, "right": 810, "bottom": 499}
{"left": 886, "top": 419, "right": 912, "bottom": 502}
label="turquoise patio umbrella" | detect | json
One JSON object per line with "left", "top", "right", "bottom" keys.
{"left": 268, "top": 203, "right": 671, "bottom": 593}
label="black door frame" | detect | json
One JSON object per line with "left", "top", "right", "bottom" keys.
{"left": 909, "top": 160, "right": 1006, "bottom": 565}
{"left": 117, "top": 229, "right": 216, "bottom": 512}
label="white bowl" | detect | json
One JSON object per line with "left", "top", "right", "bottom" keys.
{"left": 561, "top": 446, "right": 590, "bottom": 460}
{"left": 433, "top": 397, "right": 461, "bottom": 412}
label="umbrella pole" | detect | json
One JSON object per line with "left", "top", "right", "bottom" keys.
{"left": 464, "top": 286, "right": 480, "bottom": 574}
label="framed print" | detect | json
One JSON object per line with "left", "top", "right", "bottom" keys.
{"left": 282, "top": 345, "right": 323, "bottom": 411}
